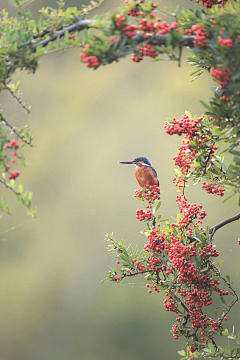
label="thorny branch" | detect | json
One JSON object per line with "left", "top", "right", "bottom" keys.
{"left": 32, "top": 16, "right": 195, "bottom": 52}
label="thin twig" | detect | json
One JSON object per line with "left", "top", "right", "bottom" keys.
{"left": 119, "top": 269, "right": 149, "bottom": 280}
{"left": 0, "top": 207, "right": 11, "bottom": 215}
{"left": 0, "top": 179, "right": 21, "bottom": 196}
{"left": 3, "top": 82, "right": 30, "bottom": 114}
{"left": 0, "top": 114, "right": 33, "bottom": 147}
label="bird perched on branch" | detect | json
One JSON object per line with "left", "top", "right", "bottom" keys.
{"left": 119, "top": 156, "right": 159, "bottom": 188}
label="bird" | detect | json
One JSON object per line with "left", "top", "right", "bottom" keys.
{"left": 119, "top": 156, "right": 159, "bottom": 188}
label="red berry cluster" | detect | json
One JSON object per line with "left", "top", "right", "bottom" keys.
{"left": 8, "top": 170, "right": 20, "bottom": 180}
{"left": 135, "top": 185, "right": 160, "bottom": 221}
{"left": 133, "top": 43, "right": 158, "bottom": 62}
{"left": 115, "top": 14, "right": 125, "bottom": 27}
{"left": 202, "top": 182, "right": 225, "bottom": 196}
{"left": 80, "top": 44, "right": 99, "bottom": 68}
{"left": 220, "top": 95, "right": 230, "bottom": 101}
{"left": 197, "top": 0, "right": 231, "bottom": 8}
{"left": 211, "top": 66, "right": 230, "bottom": 89}
{"left": 4, "top": 139, "right": 20, "bottom": 177}
{"left": 196, "top": 0, "right": 219, "bottom": 8}
{"left": 5, "top": 139, "right": 19, "bottom": 149}
{"left": 165, "top": 113, "right": 225, "bottom": 198}
{"left": 164, "top": 114, "right": 199, "bottom": 136}
{"left": 141, "top": 224, "right": 229, "bottom": 347}
{"left": 136, "top": 208, "right": 152, "bottom": 221}
{"left": 218, "top": 36, "right": 233, "bottom": 48}
{"left": 173, "top": 201, "right": 207, "bottom": 229}
{"left": 184, "top": 25, "right": 207, "bottom": 48}
{"left": 122, "top": 24, "right": 138, "bottom": 38}
{"left": 135, "top": 185, "right": 160, "bottom": 204}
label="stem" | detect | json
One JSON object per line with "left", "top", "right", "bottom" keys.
{"left": 0, "top": 179, "right": 21, "bottom": 196}
{"left": 119, "top": 269, "right": 149, "bottom": 280}
{"left": 3, "top": 81, "right": 30, "bottom": 114}
{"left": 0, "top": 114, "right": 33, "bottom": 147}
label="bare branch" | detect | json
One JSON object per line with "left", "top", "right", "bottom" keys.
{"left": 32, "top": 19, "right": 93, "bottom": 51}
{"left": 211, "top": 212, "right": 240, "bottom": 238}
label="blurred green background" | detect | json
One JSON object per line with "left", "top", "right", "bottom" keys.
{"left": 0, "top": 1, "right": 239, "bottom": 359}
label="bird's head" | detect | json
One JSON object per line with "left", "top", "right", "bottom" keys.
{"left": 119, "top": 156, "right": 152, "bottom": 167}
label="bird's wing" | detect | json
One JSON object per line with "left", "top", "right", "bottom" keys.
{"left": 150, "top": 166, "right": 159, "bottom": 186}
{"left": 150, "top": 166, "right": 158, "bottom": 179}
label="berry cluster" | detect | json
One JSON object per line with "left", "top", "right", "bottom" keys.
{"left": 218, "top": 36, "right": 233, "bottom": 48}
{"left": 135, "top": 185, "right": 160, "bottom": 221}
{"left": 8, "top": 170, "right": 20, "bottom": 180}
{"left": 202, "top": 182, "right": 225, "bottom": 196}
{"left": 135, "top": 185, "right": 160, "bottom": 204}
{"left": 164, "top": 114, "right": 199, "bottom": 136}
{"left": 5, "top": 139, "right": 19, "bottom": 149}
{"left": 183, "top": 25, "right": 207, "bottom": 48}
{"left": 80, "top": 44, "right": 99, "bottom": 68}
{"left": 197, "top": 0, "right": 230, "bottom": 8}
{"left": 136, "top": 208, "right": 152, "bottom": 221}
{"left": 165, "top": 113, "right": 226, "bottom": 198}
{"left": 211, "top": 66, "right": 230, "bottom": 89}
{"left": 4, "top": 139, "right": 21, "bottom": 179}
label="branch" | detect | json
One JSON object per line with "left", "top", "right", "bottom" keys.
{"left": 131, "top": 32, "right": 195, "bottom": 47}
{"left": 3, "top": 81, "right": 30, "bottom": 114}
{"left": 119, "top": 269, "right": 149, "bottom": 280}
{"left": 0, "top": 114, "right": 33, "bottom": 147}
{"left": 0, "top": 179, "right": 21, "bottom": 196}
{"left": 211, "top": 212, "right": 240, "bottom": 237}
{"left": 32, "top": 17, "right": 195, "bottom": 52}
{"left": 32, "top": 19, "right": 93, "bottom": 51}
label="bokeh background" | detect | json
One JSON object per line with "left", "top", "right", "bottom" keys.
{"left": 0, "top": 1, "right": 239, "bottom": 359}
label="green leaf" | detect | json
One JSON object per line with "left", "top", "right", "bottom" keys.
{"left": 208, "top": 342, "right": 215, "bottom": 354}
{"left": 177, "top": 350, "right": 186, "bottom": 356}
{"left": 221, "top": 297, "right": 227, "bottom": 305}
{"left": 154, "top": 200, "right": 162, "bottom": 214}
{"left": 222, "top": 330, "right": 229, "bottom": 336}
{"left": 200, "top": 100, "right": 212, "bottom": 111}
{"left": 166, "top": 33, "right": 173, "bottom": 47}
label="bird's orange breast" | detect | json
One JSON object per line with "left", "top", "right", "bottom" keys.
{"left": 135, "top": 166, "right": 159, "bottom": 188}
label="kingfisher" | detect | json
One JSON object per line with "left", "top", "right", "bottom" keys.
{"left": 119, "top": 156, "right": 159, "bottom": 188}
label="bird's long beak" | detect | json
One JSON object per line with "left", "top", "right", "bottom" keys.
{"left": 119, "top": 160, "right": 134, "bottom": 164}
